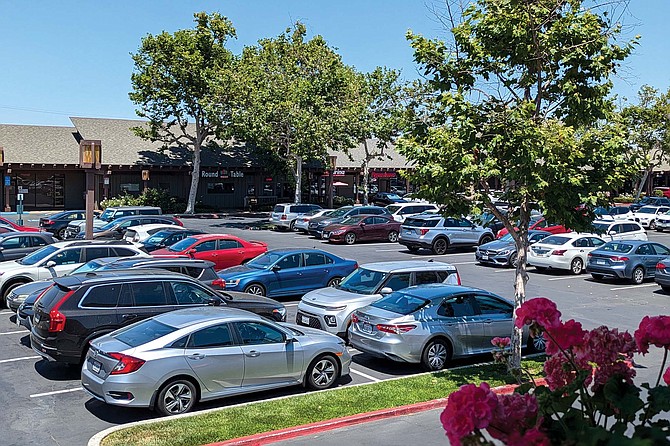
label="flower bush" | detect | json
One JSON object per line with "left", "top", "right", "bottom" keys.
{"left": 440, "top": 298, "right": 670, "bottom": 445}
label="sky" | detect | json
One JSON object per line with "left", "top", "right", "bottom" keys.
{"left": 0, "top": 0, "right": 667, "bottom": 127}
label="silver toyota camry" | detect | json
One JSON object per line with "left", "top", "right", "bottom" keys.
{"left": 81, "top": 307, "right": 351, "bottom": 416}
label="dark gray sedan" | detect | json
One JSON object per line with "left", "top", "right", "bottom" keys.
{"left": 586, "top": 240, "right": 670, "bottom": 284}
{"left": 475, "top": 230, "right": 551, "bottom": 267}
{"left": 0, "top": 232, "right": 55, "bottom": 262}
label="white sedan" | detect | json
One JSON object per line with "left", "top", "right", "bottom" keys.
{"left": 528, "top": 233, "right": 606, "bottom": 274}
{"left": 123, "top": 224, "right": 181, "bottom": 243}
{"left": 631, "top": 205, "right": 670, "bottom": 230}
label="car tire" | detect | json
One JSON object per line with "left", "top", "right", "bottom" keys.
{"left": 508, "top": 252, "right": 518, "bottom": 268}
{"left": 327, "top": 277, "right": 342, "bottom": 287}
{"left": 591, "top": 273, "right": 604, "bottom": 281}
{"left": 388, "top": 231, "right": 399, "bottom": 243}
{"left": 421, "top": 338, "right": 451, "bottom": 371}
{"left": 478, "top": 234, "right": 493, "bottom": 245}
{"left": 649, "top": 220, "right": 657, "bottom": 230}
{"left": 56, "top": 228, "right": 67, "bottom": 240}
{"left": 407, "top": 246, "right": 420, "bottom": 253}
{"left": 570, "top": 257, "right": 583, "bottom": 275}
{"left": 155, "top": 378, "right": 197, "bottom": 416}
{"left": 244, "top": 283, "right": 266, "bottom": 296}
{"left": 631, "top": 266, "right": 645, "bottom": 285}
{"left": 289, "top": 220, "right": 297, "bottom": 231}
{"left": 661, "top": 285, "right": 670, "bottom": 293}
{"left": 305, "top": 354, "right": 340, "bottom": 390}
{"left": 3, "top": 281, "right": 29, "bottom": 306}
{"left": 527, "top": 332, "right": 546, "bottom": 353}
{"left": 344, "top": 232, "right": 357, "bottom": 245}
{"left": 431, "top": 238, "right": 449, "bottom": 255}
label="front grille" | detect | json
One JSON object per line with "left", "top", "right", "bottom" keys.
{"left": 296, "top": 311, "right": 322, "bottom": 329}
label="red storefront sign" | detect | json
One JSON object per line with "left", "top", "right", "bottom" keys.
{"left": 371, "top": 171, "right": 397, "bottom": 179}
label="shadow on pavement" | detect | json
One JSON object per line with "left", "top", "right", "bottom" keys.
{"left": 85, "top": 398, "right": 158, "bottom": 424}
{"left": 34, "top": 360, "right": 81, "bottom": 381}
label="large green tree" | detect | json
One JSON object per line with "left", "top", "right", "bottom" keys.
{"left": 129, "top": 12, "right": 237, "bottom": 214}
{"left": 233, "top": 23, "right": 358, "bottom": 204}
{"left": 399, "top": 0, "right": 641, "bottom": 368}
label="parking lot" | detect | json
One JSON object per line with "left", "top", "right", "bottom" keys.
{"left": 1, "top": 213, "right": 669, "bottom": 446}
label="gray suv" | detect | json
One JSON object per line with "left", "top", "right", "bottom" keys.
{"left": 399, "top": 215, "right": 494, "bottom": 255}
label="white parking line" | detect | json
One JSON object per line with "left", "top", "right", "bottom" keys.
{"left": 0, "top": 330, "right": 28, "bottom": 336}
{"left": 0, "top": 356, "right": 40, "bottom": 364}
{"left": 547, "top": 276, "right": 585, "bottom": 281}
{"left": 494, "top": 269, "right": 516, "bottom": 273}
{"left": 609, "top": 284, "right": 657, "bottom": 291}
{"left": 0, "top": 311, "right": 15, "bottom": 316}
{"left": 284, "top": 303, "right": 298, "bottom": 307}
{"left": 349, "top": 368, "right": 381, "bottom": 382}
{"left": 375, "top": 249, "right": 401, "bottom": 252}
{"left": 452, "top": 261, "right": 477, "bottom": 265}
{"left": 30, "top": 387, "right": 83, "bottom": 398}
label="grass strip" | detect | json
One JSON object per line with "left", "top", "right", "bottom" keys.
{"left": 102, "top": 358, "right": 544, "bottom": 446}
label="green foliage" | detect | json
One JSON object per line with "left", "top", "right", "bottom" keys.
{"left": 101, "top": 188, "right": 186, "bottom": 214}
{"left": 333, "top": 195, "right": 354, "bottom": 206}
{"left": 613, "top": 194, "right": 635, "bottom": 203}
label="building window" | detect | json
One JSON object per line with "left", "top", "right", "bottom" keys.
{"left": 207, "top": 183, "right": 234, "bottom": 194}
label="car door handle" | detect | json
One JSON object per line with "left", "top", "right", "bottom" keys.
{"left": 483, "top": 319, "right": 493, "bottom": 324}
{"left": 187, "top": 353, "right": 206, "bottom": 360}
{"left": 245, "top": 350, "right": 260, "bottom": 357}
{"left": 121, "top": 313, "right": 138, "bottom": 321}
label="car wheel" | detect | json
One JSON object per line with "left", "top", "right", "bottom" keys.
{"left": 388, "top": 230, "right": 399, "bottom": 243}
{"left": 631, "top": 266, "right": 645, "bottom": 285}
{"left": 570, "top": 257, "right": 583, "bottom": 275}
{"left": 649, "top": 220, "right": 657, "bottom": 230}
{"left": 289, "top": 220, "right": 297, "bottom": 231}
{"left": 56, "top": 228, "right": 67, "bottom": 239}
{"left": 327, "top": 277, "right": 342, "bottom": 287}
{"left": 421, "top": 338, "right": 451, "bottom": 371}
{"left": 244, "top": 283, "right": 266, "bottom": 296}
{"left": 3, "top": 281, "right": 29, "bottom": 306}
{"left": 528, "top": 332, "right": 546, "bottom": 353}
{"left": 508, "top": 252, "right": 518, "bottom": 268}
{"left": 479, "top": 234, "right": 493, "bottom": 245}
{"left": 305, "top": 355, "right": 340, "bottom": 390}
{"left": 661, "top": 285, "right": 670, "bottom": 293}
{"left": 407, "top": 246, "right": 420, "bottom": 253}
{"left": 431, "top": 238, "right": 449, "bottom": 255}
{"left": 591, "top": 273, "right": 604, "bottom": 281}
{"left": 344, "top": 232, "right": 357, "bottom": 245}
{"left": 155, "top": 379, "right": 197, "bottom": 416}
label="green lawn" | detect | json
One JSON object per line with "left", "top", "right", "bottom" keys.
{"left": 101, "top": 358, "right": 544, "bottom": 446}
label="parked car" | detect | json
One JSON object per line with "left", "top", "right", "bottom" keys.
{"left": 348, "top": 284, "right": 542, "bottom": 371}
{"left": 630, "top": 205, "right": 670, "bottom": 229}
{"left": 123, "top": 223, "right": 185, "bottom": 243}
{"left": 323, "top": 215, "right": 401, "bottom": 244}
{"left": 294, "top": 209, "right": 334, "bottom": 233}
{"left": 0, "top": 240, "right": 146, "bottom": 306}
{"left": 496, "top": 217, "right": 569, "bottom": 239}
{"left": 0, "top": 232, "right": 56, "bottom": 262}
{"left": 218, "top": 248, "right": 358, "bottom": 297}
{"left": 398, "top": 214, "right": 495, "bottom": 255}
{"left": 371, "top": 192, "right": 407, "bottom": 206}
{"left": 629, "top": 196, "right": 670, "bottom": 212}
{"left": 308, "top": 206, "right": 391, "bottom": 238}
{"left": 30, "top": 270, "right": 287, "bottom": 365}
{"left": 590, "top": 220, "right": 647, "bottom": 241}
{"left": 528, "top": 233, "right": 606, "bottom": 274}
{"left": 386, "top": 203, "right": 439, "bottom": 223}
{"left": 653, "top": 210, "right": 670, "bottom": 232}
{"left": 81, "top": 306, "right": 350, "bottom": 415}
{"left": 296, "top": 260, "right": 460, "bottom": 338}
{"left": 0, "top": 216, "right": 38, "bottom": 232}
{"left": 270, "top": 203, "right": 322, "bottom": 231}
{"left": 607, "top": 206, "right": 634, "bottom": 221}
{"left": 39, "top": 210, "right": 98, "bottom": 239}
{"left": 74, "top": 215, "right": 183, "bottom": 240}
{"left": 586, "top": 240, "right": 670, "bottom": 284}
{"left": 151, "top": 234, "right": 268, "bottom": 270}
{"left": 65, "top": 206, "right": 163, "bottom": 238}
{"left": 139, "top": 228, "right": 206, "bottom": 252}
{"left": 654, "top": 258, "right": 670, "bottom": 292}
{"left": 476, "top": 230, "right": 551, "bottom": 267}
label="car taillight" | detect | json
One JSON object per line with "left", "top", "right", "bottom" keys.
{"left": 211, "top": 278, "right": 226, "bottom": 289}
{"left": 610, "top": 256, "right": 629, "bottom": 262}
{"left": 456, "top": 271, "right": 462, "bottom": 285}
{"left": 551, "top": 250, "right": 566, "bottom": 256}
{"left": 47, "top": 290, "right": 75, "bottom": 333}
{"left": 45, "top": 220, "right": 54, "bottom": 225}
{"left": 376, "top": 324, "right": 416, "bottom": 334}
{"left": 351, "top": 313, "right": 359, "bottom": 323}
{"left": 420, "top": 229, "right": 430, "bottom": 236}
{"left": 108, "top": 352, "right": 145, "bottom": 375}
{"left": 281, "top": 214, "right": 287, "bottom": 220}
{"left": 657, "top": 262, "right": 666, "bottom": 270}
{"left": 173, "top": 217, "right": 184, "bottom": 226}
{"left": 588, "top": 253, "right": 593, "bottom": 257}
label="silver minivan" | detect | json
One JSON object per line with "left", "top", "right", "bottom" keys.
{"left": 270, "top": 203, "right": 322, "bottom": 231}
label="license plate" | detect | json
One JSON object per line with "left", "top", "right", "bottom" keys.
{"left": 361, "top": 322, "right": 373, "bottom": 334}
{"left": 91, "top": 359, "right": 101, "bottom": 374}
{"left": 404, "top": 229, "right": 412, "bottom": 235}
{"left": 596, "top": 260, "right": 606, "bottom": 265}
{"left": 481, "top": 255, "right": 489, "bottom": 260}
{"left": 301, "top": 315, "right": 310, "bottom": 325}
{"left": 322, "top": 232, "right": 330, "bottom": 239}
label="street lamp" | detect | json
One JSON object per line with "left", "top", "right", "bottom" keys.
{"left": 328, "top": 155, "right": 337, "bottom": 209}
{"left": 79, "top": 140, "right": 102, "bottom": 239}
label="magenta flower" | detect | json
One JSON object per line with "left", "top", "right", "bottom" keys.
{"left": 664, "top": 367, "right": 670, "bottom": 386}
{"left": 440, "top": 382, "right": 498, "bottom": 446}
{"left": 634, "top": 316, "right": 670, "bottom": 354}
{"left": 515, "top": 297, "right": 562, "bottom": 330}
{"left": 491, "top": 336, "right": 511, "bottom": 348}
{"left": 488, "top": 392, "right": 540, "bottom": 443}
{"left": 545, "top": 319, "right": 586, "bottom": 355}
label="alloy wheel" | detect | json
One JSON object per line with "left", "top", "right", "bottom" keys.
{"left": 345, "top": 233, "right": 356, "bottom": 245}
{"left": 310, "top": 358, "right": 337, "bottom": 388}
{"left": 388, "top": 231, "right": 399, "bottom": 243}
{"left": 425, "top": 341, "right": 448, "bottom": 370}
{"left": 570, "top": 258, "right": 583, "bottom": 275}
{"left": 245, "top": 284, "right": 265, "bottom": 296}
{"left": 162, "top": 382, "right": 194, "bottom": 415}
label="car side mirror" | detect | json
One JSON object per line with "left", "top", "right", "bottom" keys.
{"left": 186, "top": 248, "right": 196, "bottom": 256}
{"left": 45, "top": 260, "right": 56, "bottom": 268}
{"left": 271, "top": 265, "right": 281, "bottom": 272}
{"left": 359, "top": 222, "right": 366, "bottom": 227}
{"left": 207, "top": 297, "right": 222, "bottom": 306}
{"left": 285, "top": 335, "right": 296, "bottom": 344}
{"left": 380, "top": 287, "right": 393, "bottom": 295}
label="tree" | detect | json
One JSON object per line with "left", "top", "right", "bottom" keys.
{"left": 398, "top": 0, "right": 641, "bottom": 368}
{"left": 232, "top": 23, "right": 358, "bottom": 204}
{"left": 622, "top": 86, "right": 670, "bottom": 198}
{"left": 129, "top": 12, "right": 237, "bottom": 214}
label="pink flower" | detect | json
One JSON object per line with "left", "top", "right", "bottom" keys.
{"left": 507, "top": 427, "right": 552, "bottom": 446}
{"left": 592, "top": 361, "right": 636, "bottom": 391}
{"left": 545, "top": 319, "right": 586, "bottom": 355}
{"left": 491, "top": 336, "right": 511, "bottom": 348}
{"left": 488, "top": 393, "right": 540, "bottom": 442}
{"left": 515, "top": 297, "right": 562, "bottom": 330}
{"left": 544, "top": 352, "right": 591, "bottom": 391}
{"left": 634, "top": 316, "right": 670, "bottom": 354}
{"left": 576, "top": 326, "right": 636, "bottom": 365}
{"left": 664, "top": 367, "right": 670, "bottom": 386}
{"left": 440, "top": 382, "right": 498, "bottom": 445}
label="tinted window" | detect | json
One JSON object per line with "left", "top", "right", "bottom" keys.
{"left": 130, "top": 282, "right": 168, "bottom": 306}
{"left": 653, "top": 244, "right": 670, "bottom": 256}
{"left": 636, "top": 244, "right": 653, "bottom": 255}
{"left": 439, "top": 296, "right": 477, "bottom": 317}
{"left": 623, "top": 223, "right": 640, "bottom": 232}
{"left": 384, "top": 273, "right": 411, "bottom": 291}
{"left": 278, "top": 254, "right": 302, "bottom": 269}
{"left": 80, "top": 284, "right": 122, "bottom": 308}
{"left": 0, "top": 236, "right": 29, "bottom": 249}
{"left": 443, "top": 218, "right": 459, "bottom": 228}
{"left": 475, "top": 295, "right": 512, "bottom": 315}
{"left": 50, "top": 248, "right": 82, "bottom": 265}
{"left": 590, "top": 238, "right": 605, "bottom": 247}
{"left": 31, "top": 236, "right": 50, "bottom": 247}
{"left": 415, "top": 271, "right": 438, "bottom": 285}
{"left": 188, "top": 324, "right": 234, "bottom": 348}
{"left": 338, "top": 268, "right": 387, "bottom": 294}
{"left": 273, "top": 205, "right": 286, "bottom": 213}
{"left": 113, "top": 319, "right": 177, "bottom": 347}
{"left": 170, "top": 282, "right": 214, "bottom": 305}
{"left": 363, "top": 216, "right": 375, "bottom": 224}
{"left": 85, "top": 247, "right": 111, "bottom": 262}
{"left": 370, "top": 292, "right": 429, "bottom": 315}
{"left": 138, "top": 209, "right": 161, "bottom": 215}
{"left": 304, "top": 253, "right": 326, "bottom": 267}
{"left": 572, "top": 238, "right": 589, "bottom": 248}
{"left": 235, "top": 322, "right": 284, "bottom": 345}
{"left": 600, "top": 242, "right": 633, "bottom": 253}
{"left": 218, "top": 239, "right": 242, "bottom": 249}
{"left": 195, "top": 240, "right": 216, "bottom": 252}
{"left": 404, "top": 217, "right": 439, "bottom": 228}
{"left": 529, "top": 233, "right": 548, "bottom": 243}
{"left": 435, "top": 270, "right": 454, "bottom": 282}
{"left": 111, "top": 247, "right": 138, "bottom": 257}
{"left": 183, "top": 266, "right": 204, "bottom": 278}
{"left": 37, "top": 285, "right": 71, "bottom": 309}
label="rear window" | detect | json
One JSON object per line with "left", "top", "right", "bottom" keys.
{"left": 112, "top": 319, "right": 177, "bottom": 347}
{"left": 37, "top": 284, "right": 71, "bottom": 309}
{"left": 370, "top": 292, "right": 429, "bottom": 315}
{"left": 273, "top": 205, "right": 286, "bottom": 213}
{"left": 538, "top": 236, "right": 570, "bottom": 245}
{"left": 387, "top": 205, "right": 403, "bottom": 214}
{"left": 600, "top": 242, "right": 633, "bottom": 253}
{"left": 404, "top": 217, "right": 439, "bottom": 228}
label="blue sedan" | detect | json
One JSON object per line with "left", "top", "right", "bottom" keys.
{"left": 586, "top": 240, "right": 670, "bottom": 284}
{"left": 217, "top": 248, "right": 358, "bottom": 297}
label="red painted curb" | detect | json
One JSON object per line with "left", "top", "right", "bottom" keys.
{"left": 207, "top": 379, "right": 546, "bottom": 446}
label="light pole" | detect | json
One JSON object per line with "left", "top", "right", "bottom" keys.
{"left": 79, "top": 140, "right": 102, "bottom": 240}
{"left": 328, "top": 155, "right": 337, "bottom": 209}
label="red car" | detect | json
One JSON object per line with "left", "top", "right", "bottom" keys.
{"left": 151, "top": 234, "right": 268, "bottom": 270}
{"left": 0, "top": 216, "right": 39, "bottom": 232}
{"left": 496, "top": 217, "right": 569, "bottom": 239}
{"left": 324, "top": 215, "right": 401, "bottom": 245}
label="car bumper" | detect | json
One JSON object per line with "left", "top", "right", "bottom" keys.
{"left": 295, "top": 307, "right": 348, "bottom": 337}
{"left": 348, "top": 330, "right": 419, "bottom": 364}
{"left": 527, "top": 255, "right": 571, "bottom": 271}
{"left": 270, "top": 219, "right": 292, "bottom": 229}
{"left": 656, "top": 220, "right": 670, "bottom": 229}
{"left": 16, "top": 310, "right": 31, "bottom": 330}
{"left": 475, "top": 251, "right": 512, "bottom": 266}
{"left": 585, "top": 263, "right": 628, "bottom": 279}
{"left": 30, "top": 331, "right": 80, "bottom": 364}
{"left": 81, "top": 361, "right": 155, "bottom": 409}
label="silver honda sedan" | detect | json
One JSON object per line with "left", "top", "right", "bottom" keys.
{"left": 348, "top": 284, "right": 541, "bottom": 371}
{"left": 81, "top": 307, "right": 351, "bottom": 416}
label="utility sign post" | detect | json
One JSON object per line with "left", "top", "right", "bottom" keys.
{"left": 79, "top": 140, "right": 102, "bottom": 240}
{"left": 16, "top": 193, "right": 24, "bottom": 226}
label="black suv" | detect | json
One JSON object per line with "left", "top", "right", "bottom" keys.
{"left": 0, "top": 232, "right": 56, "bottom": 261}
{"left": 139, "top": 228, "right": 205, "bottom": 252}
{"left": 30, "top": 270, "right": 287, "bottom": 364}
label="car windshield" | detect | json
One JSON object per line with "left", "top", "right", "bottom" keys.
{"left": 328, "top": 207, "right": 352, "bottom": 218}
{"left": 145, "top": 230, "right": 174, "bottom": 245}
{"left": 499, "top": 233, "right": 514, "bottom": 242}
{"left": 370, "top": 292, "right": 430, "bottom": 315}
{"left": 168, "top": 237, "right": 197, "bottom": 252}
{"left": 246, "top": 251, "right": 286, "bottom": 269}
{"left": 98, "top": 209, "right": 115, "bottom": 221}
{"left": 337, "top": 268, "right": 387, "bottom": 294}
{"left": 99, "top": 220, "right": 120, "bottom": 231}
{"left": 340, "top": 216, "right": 365, "bottom": 225}
{"left": 387, "top": 205, "right": 403, "bottom": 214}
{"left": 591, "top": 223, "right": 610, "bottom": 233}
{"left": 112, "top": 319, "right": 177, "bottom": 348}
{"left": 538, "top": 236, "right": 571, "bottom": 246}
{"left": 637, "top": 207, "right": 657, "bottom": 214}
{"left": 17, "top": 245, "right": 59, "bottom": 266}
{"left": 600, "top": 242, "right": 633, "bottom": 253}
{"left": 70, "top": 259, "right": 110, "bottom": 274}
{"left": 386, "top": 194, "right": 402, "bottom": 200}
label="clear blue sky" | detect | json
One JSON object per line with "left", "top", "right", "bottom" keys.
{"left": 0, "top": 0, "right": 667, "bottom": 127}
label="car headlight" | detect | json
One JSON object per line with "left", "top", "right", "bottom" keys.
{"left": 498, "top": 249, "right": 511, "bottom": 256}
{"left": 331, "top": 229, "right": 345, "bottom": 235}
{"left": 225, "top": 279, "right": 241, "bottom": 287}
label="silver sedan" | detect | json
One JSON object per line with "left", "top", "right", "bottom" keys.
{"left": 348, "top": 284, "right": 541, "bottom": 371}
{"left": 81, "top": 307, "right": 351, "bottom": 416}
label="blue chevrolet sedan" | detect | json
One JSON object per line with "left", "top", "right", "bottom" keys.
{"left": 586, "top": 240, "right": 670, "bottom": 284}
{"left": 217, "top": 248, "right": 358, "bottom": 297}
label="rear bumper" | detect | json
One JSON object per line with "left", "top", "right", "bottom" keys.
{"left": 348, "top": 330, "right": 418, "bottom": 364}
{"left": 81, "top": 362, "right": 155, "bottom": 409}
{"left": 30, "top": 332, "right": 80, "bottom": 364}
{"left": 585, "top": 264, "right": 627, "bottom": 279}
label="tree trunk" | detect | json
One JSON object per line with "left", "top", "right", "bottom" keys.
{"left": 510, "top": 199, "right": 530, "bottom": 370}
{"left": 362, "top": 158, "right": 370, "bottom": 205}
{"left": 185, "top": 142, "right": 201, "bottom": 214}
{"left": 294, "top": 155, "right": 302, "bottom": 204}
{"left": 635, "top": 167, "right": 652, "bottom": 200}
